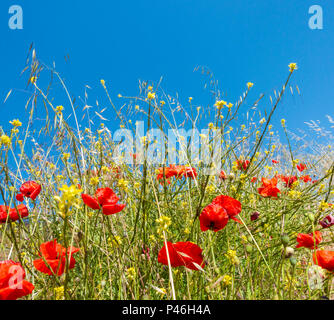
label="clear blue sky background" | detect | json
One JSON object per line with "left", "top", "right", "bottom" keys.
{"left": 1, "top": 0, "right": 333, "bottom": 135}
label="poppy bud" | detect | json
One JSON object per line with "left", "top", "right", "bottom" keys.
{"left": 16, "top": 193, "right": 24, "bottom": 202}
{"left": 284, "top": 247, "right": 294, "bottom": 258}
{"left": 319, "top": 214, "right": 334, "bottom": 228}
{"left": 250, "top": 211, "right": 260, "bottom": 221}
{"left": 246, "top": 244, "right": 253, "bottom": 253}
{"left": 289, "top": 257, "right": 297, "bottom": 266}
{"left": 228, "top": 173, "right": 235, "bottom": 180}
{"left": 281, "top": 234, "right": 290, "bottom": 247}
{"left": 308, "top": 213, "right": 315, "bottom": 222}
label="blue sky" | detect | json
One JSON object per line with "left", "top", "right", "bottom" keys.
{"left": 1, "top": 0, "right": 333, "bottom": 135}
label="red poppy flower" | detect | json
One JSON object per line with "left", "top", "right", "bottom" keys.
{"left": 258, "top": 177, "right": 281, "bottom": 198}
{"left": 313, "top": 250, "right": 334, "bottom": 272}
{"left": 0, "top": 204, "right": 29, "bottom": 223}
{"left": 182, "top": 166, "right": 197, "bottom": 179}
{"left": 156, "top": 166, "right": 177, "bottom": 184}
{"left": 296, "top": 231, "right": 322, "bottom": 249}
{"left": 297, "top": 163, "right": 307, "bottom": 172}
{"left": 157, "top": 165, "right": 197, "bottom": 183}
{"left": 172, "top": 165, "right": 197, "bottom": 179}
{"left": 0, "top": 260, "right": 34, "bottom": 300}
{"left": 319, "top": 214, "right": 334, "bottom": 229}
{"left": 300, "top": 175, "right": 312, "bottom": 183}
{"left": 236, "top": 159, "right": 250, "bottom": 171}
{"left": 158, "top": 241, "right": 205, "bottom": 270}
{"left": 219, "top": 170, "right": 227, "bottom": 180}
{"left": 16, "top": 181, "right": 41, "bottom": 202}
{"left": 211, "top": 195, "right": 242, "bottom": 223}
{"left": 250, "top": 211, "right": 260, "bottom": 221}
{"left": 251, "top": 177, "right": 257, "bottom": 183}
{"left": 199, "top": 203, "right": 229, "bottom": 232}
{"left": 272, "top": 160, "right": 279, "bottom": 164}
{"left": 33, "top": 239, "right": 80, "bottom": 276}
{"left": 81, "top": 188, "right": 126, "bottom": 215}
{"left": 278, "top": 175, "right": 297, "bottom": 188}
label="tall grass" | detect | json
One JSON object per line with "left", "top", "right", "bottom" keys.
{"left": 0, "top": 51, "right": 333, "bottom": 300}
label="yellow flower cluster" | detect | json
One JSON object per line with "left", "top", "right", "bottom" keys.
{"left": 147, "top": 91, "right": 156, "bottom": 100}
{"left": 222, "top": 275, "right": 232, "bottom": 287}
{"left": 214, "top": 100, "right": 227, "bottom": 110}
{"left": 108, "top": 235, "right": 122, "bottom": 252}
{"left": 288, "top": 63, "right": 298, "bottom": 72}
{"left": 0, "top": 135, "right": 11, "bottom": 148}
{"left": 54, "top": 184, "right": 82, "bottom": 218}
{"left": 54, "top": 286, "right": 65, "bottom": 300}
{"left": 9, "top": 119, "right": 22, "bottom": 127}
{"left": 225, "top": 249, "right": 240, "bottom": 265}
{"left": 156, "top": 215, "right": 172, "bottom": 238}
{"left": 56, "top": 105, "right": 64, "bottom": 113}
{"left": 118, "top": 179, "right": 129, "bottom": 192}
{"left": 126, "top": 267, "right": 136, "bottom": 281}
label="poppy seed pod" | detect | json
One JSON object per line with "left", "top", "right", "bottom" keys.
{"left": 281, "top": 234, "right": 290, "bottom": 247}
{"left": 284, "top": 247, "right": 294, "bottom": 258}
{"left": 289, "top": 257, "right": 297, "bottom": 266}
{"left": 228, "top": 173, "right": 235, "bottom": 180}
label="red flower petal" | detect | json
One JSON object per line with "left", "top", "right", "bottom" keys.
{"left": 211, "top": 195, "right": 242, "bottom": 218}
{"left": 102, "top": 203, "right": 126, "bottom": 215}
{"left": 199, "top": 203, "right": 229, "bottom": 232}
{"left": 81, "top": 194, "right": 100, "bottom": 210}
{"left": 158, "top": 241, "right": 205, "bottom": 270}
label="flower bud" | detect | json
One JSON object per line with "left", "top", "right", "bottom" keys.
{"left": 281, "top": 234, "right": 290, "bottom": 247}
{"left": 308, "top": 213, "right": 315, "bottom": 222}
{"left": 250, "top": 211, "right": 260, "bottom": 221}
{"left": 228, "top": 173, "right": 235, "bottom": 180}
{"left": 289, "top": 257, "right": 297, "bottom": 266}
{"left": 246, "top": 244, "right": 253, "bottom": 253}
{"left": 284, "top": 247, "right": 294, "bottom": 258}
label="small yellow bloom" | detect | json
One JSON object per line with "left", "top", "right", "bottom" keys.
{"left": 147, "top": 92, "right": 156, "bottom": 100}
{"left": 89, "top": 176, "right": 99, "bottom": 186}
{"left": 62, "top": 153, "right": 70, "bottom": 161}
{"left": 288, "top": 63, "right": 298, "bottom": 72}
{"left": 54, "top": 286, "right": 65, "bottom": 300}
{"left": 9, "top": 119, "right": 22, "bottom": 127}
{"left": 30, "top": 76, "right": 37, "bottom": 84}
{"left": 118, "top": 179, "right": 129, "bottom": 192}
{"left": 215, "top": 100, "right": 227, "bottom": 110}
{"left": 247, "top": 82, "right": 254, "bottom": 89}
{"left": 56, "top": 105, "right": 64, "bottom": 113}
{"left": 222, "top": 275, "right": 232, "bottom": 287}
{"left": 126, "top": 267, "right": 136, "bottom": 281}
{"left": 0, "top": 135, "right": 11, "bottom": 148}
